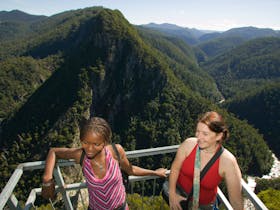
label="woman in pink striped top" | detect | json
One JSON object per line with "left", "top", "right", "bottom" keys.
{"left": 42, "top": 117, "right": 167, "bottom": 209}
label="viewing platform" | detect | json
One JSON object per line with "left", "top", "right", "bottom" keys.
{"left": 0, "top": 145, "right": 268, "bottom": 209}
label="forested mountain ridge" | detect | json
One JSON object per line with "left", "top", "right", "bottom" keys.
{"left": 201, "top": 37, "right": 280, "bottom": 158}
{"left": 225, "top": 83, "right": 280, "bottom": 158}
{"left": 0, "top": 55, "right": 62, "bottom": 118}
{"left": 0, "top": 7, "right": 105, "bottom": 58}
{"left": 199, "top": 26, "right": 280, "bottom": 43}
{"left": 0, "top": 7, "right": 109, "bottom": 119}
{"left": 0, "top": 10, "right": 46, "bottom": 22}
{"left": 136, "top": 26, "right": 223, "bottom": 102}
{"left": 0, "top": 10, "right": 47, "bottom": 42}
{"left": 201, "top": 37, "right": 280, "bottom": 99}
{"left": 220, "top": 27, "right": 280, "bottom": 40}
{"left": 0, "top": 7, "right": 273, "bottom": 197}
{"left": 196, "top": 36, "right": 246, "bottom": 59}
{"left": 140, "top": 23, "right": 202, "bottom": 45}
{"left": 197, "top": 27, "right": 280, "bottom": 60}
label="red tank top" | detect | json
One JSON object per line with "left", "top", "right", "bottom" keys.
{"left": 177, "top": 144, "right": 222, "bottom": 205}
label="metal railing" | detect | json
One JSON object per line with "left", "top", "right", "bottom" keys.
{"left": 0, "top": 145, "right": 268, "bottom": 210}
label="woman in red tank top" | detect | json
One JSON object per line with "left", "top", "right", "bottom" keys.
{"left": 169, "top": 111, "right": 244, "bottom": 210}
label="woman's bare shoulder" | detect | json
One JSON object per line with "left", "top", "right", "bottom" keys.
{"left": 219, "top": 148, "right": 241, "bottom": 176}
{"left": 181, "top": 137, "right": 197, "bottom": 148}
{"left": 107, "top": 144, "right": 125, "bottom": 160}
{"left": 221, "top": 148, "right": 238, "bottom": 163}
{"left": 187, "top": 137, "right": 198, "bottom": 144}
{"left": 178, "top": 137, "right": 197, "bottom": 157}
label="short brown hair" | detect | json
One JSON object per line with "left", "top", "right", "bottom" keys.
{"left": 198, "top": 111, "right": 229, "bottom": 142}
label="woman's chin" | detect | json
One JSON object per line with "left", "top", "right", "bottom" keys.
{"left": 86, "top": 154, "right": 95, "bottom": 159}
{"left": 197, "top": 142, "right": 205, "bottom": 149}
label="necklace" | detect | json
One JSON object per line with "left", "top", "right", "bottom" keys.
{"left": 202, "top": 148, "right": 216, "bottom": 154}
{"left": 93, "top": 159, "right": 104, "bottom": 171}
{"left": 201, "top": 145, "right": 218, "bottom": 154}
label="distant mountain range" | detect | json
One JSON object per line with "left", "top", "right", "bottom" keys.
{"left": 141, "top": 23, "right": 280, "bottom": 59}
{"left": 1, "top": 10, "right": 279, "bottom": 45}
{"left": 142, "top": 22, "right": 280, "bottom": 43}
{"left": 0, "top": 9, "right": 46, "bottom": 22}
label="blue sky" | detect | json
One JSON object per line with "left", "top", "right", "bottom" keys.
{"left": 1, "top": 0, "right": 280, "bottom": 31}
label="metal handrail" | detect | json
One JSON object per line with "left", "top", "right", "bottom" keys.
{"left": 0, "top": 145, "right": 268, "bottom": 209}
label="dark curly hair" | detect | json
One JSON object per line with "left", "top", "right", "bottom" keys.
{"left": 79, "top": 117, "right": 112, "bottom": 144}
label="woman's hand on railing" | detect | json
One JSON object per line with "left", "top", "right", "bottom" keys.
{"left": 155, "top": 168, "right": 168, "bottom": 178}
{"left": 41, "top": 179, "right": 55, "bottom": 200}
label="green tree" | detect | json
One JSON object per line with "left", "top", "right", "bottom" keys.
{"left": 258, "top": 188, "right": 280, "bottom": 210}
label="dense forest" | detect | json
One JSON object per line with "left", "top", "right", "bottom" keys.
{"left": 0, "top": 7, "right": 279, "bottom": 207}
{"left": 200, "top": 37, "right": 280, "bottom": 157}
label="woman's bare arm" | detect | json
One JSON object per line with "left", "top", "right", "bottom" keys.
{"left": 221, "top": 151, "right": 244, "bottom": 210}
{"left": 112, "top": 144, "right": 167, "bottom": 177}
{"left": 43, "top": 147, "right": 81, "bottom": 182}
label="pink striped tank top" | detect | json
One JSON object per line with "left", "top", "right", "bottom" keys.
{"left": 82, "top": 147, "right": 126, "bottom": 210}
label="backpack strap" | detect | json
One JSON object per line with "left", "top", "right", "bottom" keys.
{"left": 79, "top": 149, "right": 86, "bottom": 166}
{"left": 188, "top": 145, "right": 224, "bottom": 198}
{"left": 200, "top": 146, "right": 224, "bottom": 179}
{"left": 112, "top": 143, "right": 130, "bottom": 192}
{"left": 112, "top": 143, "right": 121, "bottom": 162}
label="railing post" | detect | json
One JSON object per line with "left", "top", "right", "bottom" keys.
{"left": 0, "top": 167, "right": 23, "bottom": 210}
{"left": 7, "top": 194, "right": 22, "bottom": 210}
{"left": 141, "top": 180, "right": 145, "bottom": 210}
{"left": 241, "top": 179, "right": 268, "bottom": 210}
{"left": 53, "top": 165, "right": 74, "bottom": 210}
{"left": 152, "top": 178, "right": 156, "bottom": 197}
{"left": 217, "top": 188, "right": 233, "bottom": 210}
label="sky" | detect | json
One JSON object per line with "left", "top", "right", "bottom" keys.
{"left": 1, "top": 0, "right": 280, "bottom": 31}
